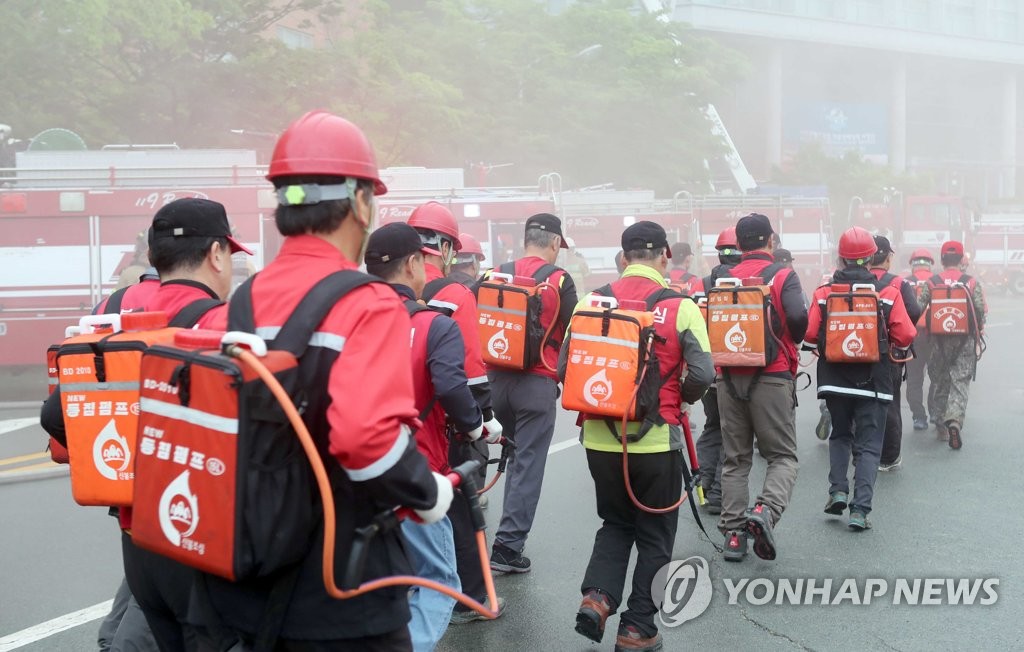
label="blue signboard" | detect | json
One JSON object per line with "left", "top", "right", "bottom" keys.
{"left": 783, "top": 102, "right": 889, "bottom": 163}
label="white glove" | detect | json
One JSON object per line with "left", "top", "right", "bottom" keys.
{"left": 466, "top": 422, "right": 485, "bottom": 441}
{"left": 481, "top": 417, "right": 503, "bottom": 444}
{"left": 413, "top": 472, "right": 454, "bottom": 524}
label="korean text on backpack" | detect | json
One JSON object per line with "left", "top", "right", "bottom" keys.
{"left": 822, "top": 283, "right": 883, "bottom": 363}
{"left": 129, "top": 271, "right": 378, "bottom": 582}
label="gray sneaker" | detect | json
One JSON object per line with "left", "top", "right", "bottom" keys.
{"left": 848, "top": 510, "right": 872, "bottom": 531}
{"left": 450, "top": 596, "right": 506, "bottom": 624}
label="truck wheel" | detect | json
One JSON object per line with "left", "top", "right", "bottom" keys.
{"left": 1011, "top": 273, "right": 1024, "bottom": 296}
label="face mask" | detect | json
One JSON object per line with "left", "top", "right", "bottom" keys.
{"left": 354, "top": 186, "right": 376, "bottom": 266}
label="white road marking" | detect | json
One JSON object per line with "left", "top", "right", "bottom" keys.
{"left": 0, "top": 600, "right": 113, "bottom": 651}
{"left": 0, "top": 418, "right": 39, "bottom": 436}
{"left": 548, "top": 438, "right": 579, "bottom": 455}
{"left": 985, "top": 322, "right": 1011, "bottom": 328}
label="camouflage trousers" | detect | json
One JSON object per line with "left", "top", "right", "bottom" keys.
{"left": 927, "top": 335, "right": 977, "bottom": 427}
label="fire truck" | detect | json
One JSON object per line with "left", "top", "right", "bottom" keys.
{"left": 0, "top": 147, "right": 274, "bottom": 367}
{"left": 968, "top": 209, "right": 1024, "bottom": 294}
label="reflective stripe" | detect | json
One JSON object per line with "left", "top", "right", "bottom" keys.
{"left": 467, "top": 375, "right": 489, "bottom": 386}
{"left": 931, "top": 298, "right": 967, "bottom": 304}
{"left": 59, "top": 381, "right": 139, "bottom": 392}
{"left": 711, "top": 304, "right": 763, "bottom": 310}
{"left": 817, "top": 299, "right": 827, "bottom": 305}
{"left": 254, "top": 326, "right": 346, "bottom": 353}
{"left": 47, "top": 378, "right": 59, "bottom": 385}
{"left": 571, "top": 332, "right": 639, "bottom": 349}
{"left": 818, "top": 385, "right": 894, "bottom": 401}
{"left": 828, "top": 311, "right": 873, "bottom": 317}
{"left": 344, "top": 424, "right": 411, "bottom": 482}
{"left": 427, "top": 299, "right": 459, "bottom": 313}
{"left": 139, "top": 397, "right": 238, "bottom": 434}
{"left": 880, "top": 298, "right": 894, "bottom": 305}
{"left": 481, "top": 306, "right": 526, "bottom": 316}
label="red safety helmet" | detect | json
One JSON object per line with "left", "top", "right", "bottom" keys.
{"left": 267, "top": 111, "right": 387, "bottom": 195}
{"left": 838, "top": 226, "right": 877, "bottom": 261}
{"left": 909, "top": 248, "right": 934, "bottom": 265}
{"left": 716, "top": 226, "right": 737, "bottom": 251}
{"left": 408, "top": 201, "right": 462, "bottom": 253}
{"left": 457, "top": 232, "right": 485, "bottom": 260}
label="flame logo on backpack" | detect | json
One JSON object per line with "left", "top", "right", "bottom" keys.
{"left": 942, "top": 315, "right": 958, "bottom": 332}
{"left": 159, "top": 470, "right": 199, "bottom": 547}
{"left": 488, "top": 329, "right": 510, "bottom": 358}
{"left": 583, "top": 369, "right": 612, "bottom": 407}
{"left": 724, "top": 322, "right": 747, "bottom": 352}
{"left": 92, "top": 419, "right": 131, "bottom": 481}
{"left": 842, "top": 330, "right": 864, "bottom": 358}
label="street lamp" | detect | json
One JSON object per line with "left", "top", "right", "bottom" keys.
{"left": 517, "top": 43, "right": 603, "bottom": 104}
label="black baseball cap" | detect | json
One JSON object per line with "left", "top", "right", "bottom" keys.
{"left": 622, "top": 221, "right": 672, "bottom": 258}
{"left": 735, "top": 213, "right": 774, "bottom": 251}
{"left": 773, "top": 248, "right": 793, "bottom": 263}
{"left": 525, "top": 213, "right": 569, "bottom": 248}
{"left": 149, "top": 198, "right": 253, "bottom": 255}
{"left": 671, "top": 242, "right": 692, "bottom": 259}
{"left": 873, "top": 235, "right": 895, "bottom": 256}
{"left": 365, "top": 222, "right": 431, "bottom": 265}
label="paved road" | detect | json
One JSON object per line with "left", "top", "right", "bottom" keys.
{"left": 2, "top": 297, "right": 1023, "bottom": 651}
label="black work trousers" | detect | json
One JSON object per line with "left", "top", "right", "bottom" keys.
{"left": 581, "top": 449, "right": 683, "bottom": 639}
{"left": 448, "top": 440, "right": 486, "bottom": 611}
{"left": 880, "top": 365, "right": 904, "bottom": 465}
{"left": 695, "top": 386, "right": 723, "bottom": 502}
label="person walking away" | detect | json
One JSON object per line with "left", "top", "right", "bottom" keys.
{"left": 668, "top": 242, "right": 700, "bottom": 295}
{"left": 406, "top": 206, "right": 508, "bottom": 622}
{"left": 804, "top": 227, "right": 916, "bottom": 530}
{"left": 193, "top": 111, "right": 451, "bottom": 651}
{"left": 688, "top": 227, "right": 741, "bottom": 514}
{"left": 869, "top": 236, "right": 922, "bottom": 472}
{"left": 716, "top": 214, "right": 807, "bottom": 562}
{"left": 923, "top": 240, "right": 986, "bottom": 450}
{"left": 564, "top": 221, "right": 712, "bottom": 652}
{"left": 365, "top": 223, "right": 502, "bottom": 650}
{"left": 562, "top": 237, "right": 591, "bottom": 295}
{"left": 903, "top": 249, "right": 935, "bottom": 431}
{"left": 481, "top": 213, "right": 578, "bottom": 573}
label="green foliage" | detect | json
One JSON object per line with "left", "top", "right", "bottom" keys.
{"left": 0, "top": 0, "right": 746, "bottom": 192}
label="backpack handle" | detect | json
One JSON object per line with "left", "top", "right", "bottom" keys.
{"left": 851, "top": 283, "right": 876, "bottom": 292}
{"left": 221, "top": 331, "right": 268, "bottom": 357}
{"left": 79, "top": 313, "right": 122, "bottom": 333}
{"left": 588, "top": 296, "right": 618, "bottom": 310}
{"left": 489, "top": 272, "right": 514, "bottom": 284}
{"left": 714, "top": 277, "right": 741, "bottom": 288}
{"left": 65, "top": 326, "right": 83, "bottom": 338}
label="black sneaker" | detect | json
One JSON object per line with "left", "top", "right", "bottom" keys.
{"left": 824, "top": 491, "right": 848, "bottom": 515}
{"left": 723, "top": 531, "right": 747, "bottom": 562}
{"left": 912, "top": 417, "right": 928, "bottom": 431}
{"left": 745, "top": 503, "right": 777, "bottom": 561}
{"left": 490, "top": 542, "right": 530, "bottom": 574}
{"left": 947, "top": 421, "right": 963, "bottom": 450}
{"left": 703, "top": 499, "right": 722, "bottom": 515}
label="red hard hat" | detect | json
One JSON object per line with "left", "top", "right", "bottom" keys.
{"left": 716, "top": 226, "right": 737, "bottom": 250}
{"left": 909, "top": 248, "right": 934, "bottom": 264}
{"left": 267, "top": 111, "right": 387, "bottom": 195}
{"left": 941, "top": 240, "right": 965, "bottom": 257}
{"left": 457, "top": 232, "right": 484, "bottom": 259}
{"left": 408, "top": 202, "right": 462, "bottom": 252}
{"left": 838, "top": 226, "right": 877, "bottom": 260}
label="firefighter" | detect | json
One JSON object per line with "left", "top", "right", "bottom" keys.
{"left": 41, "top": 197, "right": 251, "bottom": 652}
{"left": 406, "top": 203, "right": 506, "bottom": 623}
{"left": 804, "top": 227, "right": 916, "bottom": 530}
{"left": 668, "top": 242, "right": 700, "bottom": 294}
{"left": 113, "top": 230, "right": 151, "bottom": 291}
{"left": 904, "top": 248, "right": 936, "bottom": 430}
{"left": 93, "top": 230, "right": 160, "bottom": 314}
{"left": 717, "top": 214, "right": 807, "bottom": 562}
{"left": 193, "top": 111, "right": 451, "bottom": 650}
{"left": 561, "top": 236, "right": 591, "bottom": 295}
{"left": 565, "top": 221, "right": 713, "bottom": 652}
{"left": 690, "top": 226, "right": 741, "bottom": 514}
{"left": 364, "top": 222, "right": 503, "bottom": 649}
{"left": 869, "top": 236, "right": 923, "bottom": 472}
{"left": 448, "top": 232, "right": 486, "bottom": 286}
{"left": 923, "top": 240, "right": 986, "bottom": 450}
{"left": 481, "top": 213, "right": 578, "bottom": 573}
{"left": 773, "top": 248, "right": 794, "bottom": 268}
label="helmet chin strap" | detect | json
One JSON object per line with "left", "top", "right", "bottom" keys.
{"left": 351, "top": 180, "right": 374, "bottom": 265}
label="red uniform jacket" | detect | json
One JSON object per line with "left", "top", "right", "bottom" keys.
{"left": 145, "top": 280, "right": 227, "bottom": 329}
{"left": 668, "top": 268, "right": 700, "bottom": 295}
{"left": 423, "top": 263, "right": 489, "bottom": 389}
{"left": 93, "top": 277, "right": 161, "bottom": 314}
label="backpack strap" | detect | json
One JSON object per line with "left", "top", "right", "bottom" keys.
{"left": 497, "top": 261, "right": 515, "bottom": 276}
{"left": 591, "top": 284, "right": 612, "bottom": 297}
{"left": 273, "top": 271, "right": 382, "bottom": 357}
{"left": 168, "top": 298, "right": 225, "bottom": 328}
{"left": 404, "top": 298, "right": 442, "bottom": 422}
{"left": 99, "top": 286, "right": 130, "bottom": 315}
{"left": 422, "top": 277, "right": 456, "bottom": 303}
{"left": 228, "top": 275, "right": 257, "bottom": 333}
{"left": 532, "top": 263, "right": 559, "bottom": 284}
